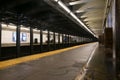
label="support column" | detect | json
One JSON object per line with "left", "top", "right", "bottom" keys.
{"left": 0, "top": 23, "right": 2, "bottom": 60}
{"left": 40, "top": 29, "right": 43, "bottom": 52}
{"left": 62, "top": 34, "right": 64, "bottom": 47}
{"left": 53, "top": 32, "right": 56, "bottom": 50}
{"left": 82, "top": 36, "right": 83, "bottom": 43}
{"left": 64, "top": 34, "right": 66, "bottom": 44}
{"left": 79, "top": 36, "right": 81, "bottom": 43}
{"left": 65, "top": 34, "right": 67, "bottom": 47}
{"left": 68, "top": 35, "right": 70, "bottom": 46}
{"left": 66, "top": 34, "right": 68, "bottom": 44}
{"left": 114, "top": 0, "right": 119, "bottom": 79}
{"left": 104, "top": 28, "right": 113, "bottom": 48}
{"left": 67, "top": 34, "right": 69, "bottom": 46}
{"left": 16, "top": 25, "right": 20, "bottom": 57}
{"left": 47, "top": 30, "right": 50, "bottom": 51}
{"left": 30, "top": 27, "right": 33, "bottom": 54}
{"left": 58, "top": 33, "right": 60, "bottom": 48}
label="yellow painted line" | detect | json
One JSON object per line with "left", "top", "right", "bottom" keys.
{"left": 0, "top": 42, "right": 96, "bottom": 70}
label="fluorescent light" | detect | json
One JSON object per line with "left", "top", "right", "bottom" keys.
{"left": 69, "top": 0, "right": 90, "bottom": 6}
{"left": 70, "top": 12, "right": 78, "bottom": 20}
{"left": 1, "top": 23, "right": 7, "bottom": 27}
{"left": 21, "top": 27, "right": 30, "bottom": 30}
{"left": 20, "top": 25, "right": 23, "bottom": 27}
{"left": 8, "top": 25, "right": 16, "bottom": 29}
{"left": 75, "top": 10, "right": 84, "bottom": 13}
{"left": 58, "top": 1, "right": 71, "bottom": 13}
{"left": 54, "top": 0, "right": 58, "bottom": 2}
{"left": 33, "top": 29, "right": 40, "bottom": 32}
{"left": 69, "top": 1, "right": 84, "bottom": 6}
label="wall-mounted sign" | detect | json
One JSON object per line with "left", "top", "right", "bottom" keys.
{"left": 12, "top": 32, "right": 27, "bottom": 42}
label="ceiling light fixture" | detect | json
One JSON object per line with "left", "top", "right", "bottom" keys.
{"left": 53, "top": 0, "right": 58, "bottom": 2}
{"left": 75, "top": 10, "right": 84, "bottom": 13}
{"left": 58, "top": 1, "right": 71, "bottom": 13}
{"left": 69, "top": 1, "right": 84, "bottom": 6}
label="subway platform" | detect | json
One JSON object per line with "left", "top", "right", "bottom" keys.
{"left": 0, "top": 42, "right": 111, "bottom": 80}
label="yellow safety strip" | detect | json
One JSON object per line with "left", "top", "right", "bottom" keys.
{"left": 0, "top": 43, "right": 94, "bottom": 70}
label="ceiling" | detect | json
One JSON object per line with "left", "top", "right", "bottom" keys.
{"left": 0, "top": 0, "right": 107, "bottom": 39}
{"left": 61, "top": 0, "right": 107, "bottom": 36}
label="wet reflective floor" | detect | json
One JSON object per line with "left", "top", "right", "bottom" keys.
{"left": 0, "top": 43, "right": 97, "bottom": 80}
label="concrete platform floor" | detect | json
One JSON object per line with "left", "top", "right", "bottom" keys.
{"left": 0, "top": 42, "right": 109, "bottom": 80}
{"left": 75, "top": 44, "right": 111, "bottom": 80}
